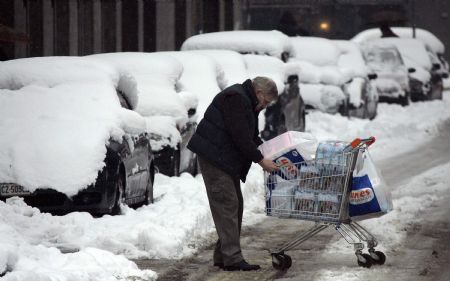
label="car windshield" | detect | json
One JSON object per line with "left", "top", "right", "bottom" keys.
{"left": 363, "top": 48, "right": 402, "bottom": 71}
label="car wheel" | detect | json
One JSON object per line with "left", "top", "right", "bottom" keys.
{"left": 111, "top": 172, "right": 125, "bottom": 215}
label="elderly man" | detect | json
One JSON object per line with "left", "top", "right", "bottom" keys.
{"left": 188, "top": 76, "right": 279, "bottom": 271}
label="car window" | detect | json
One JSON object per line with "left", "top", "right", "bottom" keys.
{"left": 363, "top": 48, "right": 402, "bottom": 70}
{"left": 116, "top": 90, "right": 132, "bottom": 109}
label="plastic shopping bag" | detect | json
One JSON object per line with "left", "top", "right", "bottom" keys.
{"left": 349, "top": 150, "right": 393, "bottom": 220}
{"left": 259, "top": 131, "right": 318, "bottom": 180}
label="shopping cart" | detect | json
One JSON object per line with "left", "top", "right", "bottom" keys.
{"left": 265, "top": 137, "right": 386, "bottom": 270}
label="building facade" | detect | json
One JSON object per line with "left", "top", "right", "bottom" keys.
{"left": 0, "top": 0, "right": 449, "bottom": 61}
{"left": 0, "top": 0, "right": 242, "bottom": 60}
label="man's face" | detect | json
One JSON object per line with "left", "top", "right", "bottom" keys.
{"left": 255, "top": 90, "right": 277, "bottom": 112}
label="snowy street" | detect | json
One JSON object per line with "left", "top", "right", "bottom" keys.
{"left": 1, "top": 94, "right": 450, "bottom": 281}
{"left": 135, "top": 120, "right": 450, "bottom": 281}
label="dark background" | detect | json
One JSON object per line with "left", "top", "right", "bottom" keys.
{"left": 0, "top": 0, "right": 449, "bottom": 61}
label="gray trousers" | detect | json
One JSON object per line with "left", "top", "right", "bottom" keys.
{"left": 198, "top": 156, "right": 244, "bottom": 266}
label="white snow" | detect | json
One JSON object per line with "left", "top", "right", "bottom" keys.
{"left": 2, "top": 89, "right": 450, "bottom": 279}
{"left": 161, "top": 51, "right": 223, "bottom": 120}
{"left": 290, "top": 36, "right": 341, "bottom": 66}
{"left": 181, "top": 30, "right": 292, "bottom": 60}
{"left": 0, "top": 58, "right": 147, "bottom": 197}
{"left": 352, "top": 27, "right": 446, "bottom": 55}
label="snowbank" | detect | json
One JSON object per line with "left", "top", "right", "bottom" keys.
{"left": 1, "top": 83, "right": 450, "bottom": 279}
{"left": 0, "top": 57, "right": 148, "bottom": 196}
{"left": 352, "top": 27, "right": 445, "bottom": 54}
{"left": 181, "top": 30, "right": 291, "bottom": 60}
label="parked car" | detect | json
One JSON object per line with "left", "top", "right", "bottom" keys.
{"left": 288, "top": 37, "right": 378, "bottom": 118}
{"left": 0, "top": 57, "right": 155, "bottom": 215}
{"left": 359, "top": 41, "right": 413, "bottom": 106}
{"left": 334, "top": 40, "right": 379, "bottom": 119}
{"left": 181, "top": 30, "right": 305, "bottom": 140}
{"left": 89, "top": 52, "right": 199, "bottom": 177}
{"left": 353, "top": 27, "right": 448, "bottom": 101}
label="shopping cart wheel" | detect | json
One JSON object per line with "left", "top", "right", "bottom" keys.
{"left": 271, "top": 253, "right": 292, "bottom": 270}
{"left": 356, "top": 253, "right": 373, "bottom": 268}
{"left": 369, "top": 250, "right": 386, "bottom": 265}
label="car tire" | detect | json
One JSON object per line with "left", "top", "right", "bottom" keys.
{"left": 111, "top": 172, "right": 125, "bottom": 215}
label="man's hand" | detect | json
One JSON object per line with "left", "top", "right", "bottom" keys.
{"left": 258, "top": 158, "right": 279, "bottom": 172}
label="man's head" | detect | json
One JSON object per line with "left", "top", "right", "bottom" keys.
{"left": 252, "top": 76, "right": 278, "bottom": 112}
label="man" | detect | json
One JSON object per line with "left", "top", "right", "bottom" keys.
{"left": 188, "top": 76, "right": 279, "bottom": 271}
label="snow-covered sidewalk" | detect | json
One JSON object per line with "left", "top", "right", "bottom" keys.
{"left": 1, "top": 94, "right": 450, "bottom": 281}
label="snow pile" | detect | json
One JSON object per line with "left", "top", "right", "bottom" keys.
{"left": 0, "top": 58, "right": 147, "bottom": 196}
{"left": 1, "top": 73, "right": 450, "bottom": 280}
{"left": 185, "top": 49, "right": 249, "bottom": 88}
{"left": 162, "top": 51, "right": 223, "bottom": 119}
{"left": 243, "top": 54, "right": 286, "bottom": 94}
{"left": 352, "top": 27, "right": 445, "bottom": 54}
{"left": 181, "top": 30, "right": 291, "bottom": 60}
{"left": 290, "top": 36, "right": 341, "bottom": 66}
{"left": 300, "top": 83, "right": 346, "bottom": 113}
{"left": 335, "top": 40, "right": 368, "bottom": 79}
{"left": 0, "top": 57, "right": 119, "bottom": 90}
{"left": 88, "top": 53, "right": 189, "bottom": 123}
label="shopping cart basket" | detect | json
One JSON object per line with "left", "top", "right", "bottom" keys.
{"left": 265, "top": 137, "right": 386, "bottom": 270}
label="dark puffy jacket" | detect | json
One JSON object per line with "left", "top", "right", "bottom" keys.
{"left": 188, "top": 79, "right": 263, "bottom": 182}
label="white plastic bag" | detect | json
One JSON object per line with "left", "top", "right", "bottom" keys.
{"left": 259, "top": 131, "right": 318, "bottom": 180}
{"left": 349, "top": 150, "right": 393, "bottom": 220}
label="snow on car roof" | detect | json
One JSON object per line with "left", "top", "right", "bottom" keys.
{"left": 88, "top": 52, "right": 188, "bottom": 122}
{"left": 351, "top": 27, "right": 445, "bottom": 54}
{"left": 161, "top": 51, "right": 223, "bottom": 119}
{"left": 334, "top": 40, "right": 368, "bottom": 78}
{"left": 289, "top": 36, "right": 342, "bottom": 66}
{"left": 181, "top": 30, "right": 291, "bottom": 59}
{"left": 0, "top": 58, "right": 146, "bottom": 196}
{"left": 184, "top": 49, "right": 249, "bottom": 88}
{"left": 0, "top": 56, "right": 119, "bottom": 90}
{"left": 243, "top": 54, "right": 286, "bottom": 94}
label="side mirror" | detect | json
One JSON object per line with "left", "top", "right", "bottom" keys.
{"left": 187, "top": 108, "right": 196, "bottom": 117}
{"left": 442, "top": 73, "right": 449, "bottom": 79}
{"left": 408, "top": 68, "right": 416, "bottom": 73}
{"left": 368, "top": 73, "right": 378, "bottom": 80}
{"left": 432, "top": 63, "right": 441, "bottom": 71}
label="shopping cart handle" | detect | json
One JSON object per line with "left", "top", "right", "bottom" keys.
{"left": 345, "top": 136, "right": 376, "bottom": 151}
{"left": 361, "top": 136, "right": 376, "bottom": 146}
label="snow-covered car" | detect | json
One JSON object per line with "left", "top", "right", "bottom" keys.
{"left": 0, "top": 57, "right": 155, "bottom": 215}
{"left": 288, "top": 36, "right": 377, "bottom": 118}
{"left": 334, "top": 40, "right": 379, "bottom": 119}
{"left": 353, "top": 27, "right": 448, "bottom": 101}
{"left": 89, "top": 52, "right": 199, "bottom": 177}
{"left": 359, "top": 41, "right": 413, "bottom": 106}
{"left": 181, "top": 30, "right": 306, "bottom": 140}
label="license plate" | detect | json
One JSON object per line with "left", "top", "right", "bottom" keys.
{"left": 0, "top": 183, "right": 31, "bottom": 196}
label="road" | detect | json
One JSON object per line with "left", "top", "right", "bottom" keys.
{"left": 135, "top": 121, "right": 450, "bottom": 281}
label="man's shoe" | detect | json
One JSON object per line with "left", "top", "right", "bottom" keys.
{"left": 223, "top": 260, "right": 261, "bottom": 271}
{"left": 213, "top": 262, "right": 224, "bottom": 269}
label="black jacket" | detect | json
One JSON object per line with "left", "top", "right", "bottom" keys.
{"left": 188, "top": 79, "right": 264, "bottom": 182}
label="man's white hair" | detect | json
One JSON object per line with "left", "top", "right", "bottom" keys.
{"left": 252, "top": 76, "right": 278, "bottom": 99}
